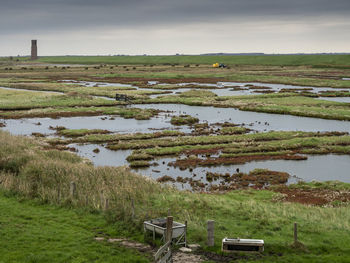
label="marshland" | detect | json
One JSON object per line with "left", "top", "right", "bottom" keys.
{"left": 1, "top": 55, "right": 350, "bottom": 262}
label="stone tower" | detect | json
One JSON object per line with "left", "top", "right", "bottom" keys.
{"left": 31, "top": 40, "right": 38, "bottom": 60}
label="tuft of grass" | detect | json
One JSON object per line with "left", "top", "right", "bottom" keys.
{"left": 57, "top": 128, "right": 111, "bottom": 137}
{"left": 179, "top": 89, "right": 217, "bottom": 98}
{"left": 170, "top": 115, "right": 199, "bottom": 126}
{"left": 219, "top": 126, "right": 249, "bottom": 135}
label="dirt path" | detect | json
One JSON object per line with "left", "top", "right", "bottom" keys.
{"left": 94, "top": 236, "right": 205, "bottom": 262}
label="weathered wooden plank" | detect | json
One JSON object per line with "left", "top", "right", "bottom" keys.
{"left": 155, "top": 240, "right": 171, "bottom": 260}
{"left": 158, "top": 250, "right": 171, "bottom": 263}
{"left": 207, "top": 220, "right": 214, "bottom": 247}
{"left": 166, "top": 216, "right": 173, "bottom": 242}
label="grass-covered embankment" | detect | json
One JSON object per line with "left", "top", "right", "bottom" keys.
{"left": 0, "top": 105, "right": 159, "bottom": 120}
{"left": 0, "top": 191, "right": 149, "bottom": 263}
{"left": 7, "top": 82, "right": 170, "bottom": 98}
{"left": 1, "top": 130, "right": 350, "bottom": 262}
{"left": 0, "top": 88, "right": 118, "bottom": 110}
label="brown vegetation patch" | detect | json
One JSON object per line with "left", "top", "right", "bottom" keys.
{"left": 185, "top": 148, "right": 221, "bottom": 156}
{"left": 230, "top": 86, "right": 248, "bottom": 91}
{"left": 273, "top": 186, "right": 350, "bottom": 206}
{"left": 157, "top": 175, "right": 175, "bottom": 183}
{"left": 280, "top": 88, "right": 313, "bottom": 92}
{"left": 246, "top": 85, "right": 273, "bottom": 90}
{"left": 207, "top": 169, "right": 290, "bottom": 192}
{"left": 252, "top": 90, "right": 276, "bottom": 94}
{"left": 93, "top": 148, "right": 100, "bottom": 153}
{"left": 31, "top": 132, "right": 45, "bottom": 137}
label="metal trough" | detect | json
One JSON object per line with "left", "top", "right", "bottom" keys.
{"left": 222, "top": 237, "right": 264, "bottom": 253}
{"left": 144, "top": 218, "right": 187, "bottom": 246}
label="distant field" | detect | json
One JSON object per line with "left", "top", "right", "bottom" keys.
{"left": 30, "top": 54, "right": 350, "bottom": 67}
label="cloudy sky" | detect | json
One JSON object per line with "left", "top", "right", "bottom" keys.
{"left": 1, "top": 0, "right": 350, "bottom": 56}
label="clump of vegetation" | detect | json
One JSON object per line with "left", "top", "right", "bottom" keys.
{"left": 170, "top": 115, "right": 199, "bottom": 126}
{"left": 129, "top": 160, "right": 151, "bottom": 168}
{"left": 219, "top": 126, "right": 249, "bottom": 135}
{"left": 57, "top": 128, "right": 111, "bottom": 137}
{"left": 126, "top": 152, "right": 154, "bottom": 162}
{"left": 205, "top": 169, "right": 290, "bottom": 191}
{"left": 157, "top": 176, "right": 175, "bottom": 183}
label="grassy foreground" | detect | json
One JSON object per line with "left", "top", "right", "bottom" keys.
{"left": 1, "top": 130, "right": 350, "bottom": 262}
{"left": 0, "top": 191, "right": 149, "bottom": 263}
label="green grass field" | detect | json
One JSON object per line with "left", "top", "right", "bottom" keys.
{"left": 34, "top": 54, "right": 350, "bottom": 67}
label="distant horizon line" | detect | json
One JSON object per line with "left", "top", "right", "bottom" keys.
{"left": 2, "top": 52, "right": 350, "bottom": 58}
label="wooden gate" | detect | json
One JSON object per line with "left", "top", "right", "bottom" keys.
{"left": 154, "top": 216, "right": 173, "bottom": 263}
{"left": 154, "top": 240, "right": 172, "bottom": 263}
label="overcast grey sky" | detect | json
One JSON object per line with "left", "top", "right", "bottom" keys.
{"left": 1, "top": 0, "right": 350, "bottom": 56}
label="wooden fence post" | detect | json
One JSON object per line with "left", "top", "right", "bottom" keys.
{"left": 207, "top": 220, "right": 215, "bottom": 247}
{"left": 185, "top": 220, "right": 188, "bottom": 247}
{"left": 294, "top": 222, "right": 298, "bottom": 243}
{"left": 166, "top": 216, "right": 173, "bottom": 242}
{"left": 70, "top": 181, "right": 76, "bottom": 199}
